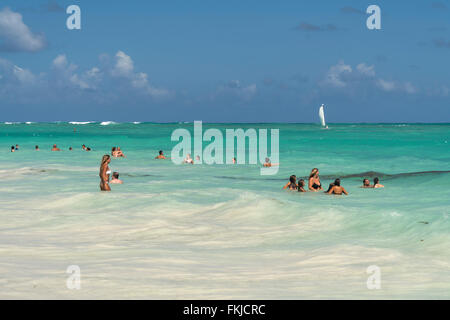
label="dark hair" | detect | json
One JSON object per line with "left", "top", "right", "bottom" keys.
{"left": 11, "top": 146, "right": 15, "bottom": 150}
{"left": 289, "top": 175, "right": 296, "bottom": 184}
{"left": 325, "top": 183, "right": 334, "bottom": 193}
{"left": 363, "top": 179, "right": 369, "bottom": 185}
{"left": 298, "top": 179, "right": 305, "bottom": 187}
{"left": 35, "top": 145, "right": 39, "bottom": 149}
{"left": 112, "top": 172, "right": 119, "bottom": 179}
{"left": 86, "top": 147, "right": 91, "bottom": 151}
{"left": 112, "top": 147, "right": 117, "bottom": 152}
{"left": 374, "top": 177, "right": 379, "bottom": 184}
{"left": 334, "top": 179, "right": 341, "bottom": 187}
{"left": 159, "top": 150, "right": 163, "bottom": 155}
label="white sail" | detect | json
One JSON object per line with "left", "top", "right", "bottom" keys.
{"left": 319, "top": 104, "right": 326, "bottom": 127}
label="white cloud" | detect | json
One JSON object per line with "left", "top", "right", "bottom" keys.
{"left": 377, "top": 79, "right": 396, "bottom": 92}
{"left": 111, "top": 50, "right": 169, "bottom": 97}
{"left": 356, "top": 63, "right": 375, "bottom": 77}
{"left": 404, "top": 82, "right": 417, "bottom": 94}
{"left": 215, "top": 80, "right": 258, "bottom": 100}
{"left": 323, "top": 61, "right": 352, "bottom": 87}
{"left": 0, "top": 7, "right": 46, "bottom": 52}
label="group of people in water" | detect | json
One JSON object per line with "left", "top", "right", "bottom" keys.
{"left": 283, "top": 168, "right": 384, "bottom": 195}
{"left": 11, "top": 144, "right": 92, "bottom": 152}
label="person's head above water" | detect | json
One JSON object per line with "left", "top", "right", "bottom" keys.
{"left": 159, "top": 150, "right": 163, "bottom": 155}
{"left": 374, "top": 177, "right": 380, "bottom": 185}
{"left": 35, "top": 145, "right": 39, "bottom": 150}
{"left": 289, "top": 175, "right": 297, "bottom": 184}
{"left": 298, "top": 179, "right": 305, "bottom": 187}
{"left": 310, "top": 168, "right": 319, "bottom": 178}
{"left": 112, "top": 172, "right": 119, "bottom": 179}
{"left": 363, "top": 179, "right": 370, "bottom": 186}
{"left": 334, "top": 178, "right": 341, "bottom": 187}
{"left": 11, "top": 146, "right": 15, "bottom": 151}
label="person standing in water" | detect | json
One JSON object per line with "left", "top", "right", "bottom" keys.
{"left": 110, "top": 172, "right": 123, "bottom": 184}
{"left": 11, "top": 146, "right": 15, "bottom": 152}
{"left": 283, "top": 175, "right": 297, "bottom": 190}
{"left": 308, "top": 168, "right": 322, "bottom": 191}
{"left": 51, "top": 144, "right": 61, "bottom": 151}
{"left": 327, "top": 179, "right": 348, "bottom": 195}
{"left": 155, "top": 150, "right": 167, "bottom": 159}
{"left": 99, "top": 155, "right": 112, "bottom": 191}
{"left": 361, "top": 179, "right": 371, "bottom": 188}
{"left": 373, "top": 177, "right": 384, "bottom": 188}
{"left": 297, "top": 179, "right": 307, "bottom": 192}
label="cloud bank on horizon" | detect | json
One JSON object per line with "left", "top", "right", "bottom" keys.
{"left": 0, "top": 1, "right": 449, "bottom": 122}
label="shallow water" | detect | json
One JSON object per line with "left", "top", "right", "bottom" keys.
{"left": 0, "top": 122, "right": 449, "bottom": 299}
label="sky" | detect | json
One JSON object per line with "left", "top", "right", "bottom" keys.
{"left": 0, "top": 0, "right": 449, "bottom": 123}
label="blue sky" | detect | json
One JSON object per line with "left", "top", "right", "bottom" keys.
{"left": 0, "top": 0, "right": 449, "bottom": 122}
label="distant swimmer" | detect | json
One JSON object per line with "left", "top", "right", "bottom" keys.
{"left": 184, "top": 153, "right": 194, "bottom": 164}
{"left": 326, "top": 179, "right": 348, "bottom": 195}
{"left": 110, "top": 172, "right": 123, "bottom": 184}
{"left": 283, "top": 175, "right": 297, "bottom": 190}
{"left": 86, "top": 147, "right": 91, "bottom": 151}
{"left": 116, "top": 147, "right": 126, "bottom": 158}
{"left": 232, "top": 157, "right": 237, "bottom": 164}
{"left": 51, "top": 144, "right": 61, "bottom": 151}
{"left": 263, "top": 157, "right": 279, "bottom": 167}
{"left": 35, "top": 145, "right": 39, "bottom": 151}
{"left": 82, "top": 144, "right": 87, "bottom": 151}
{"left": 99, "top": 155, "right": 111, "bottom": 191}
{"left": 373, "top": 177, "right": 384, "bottom": 188}
{"left": 11, "top": 146, "right": 15, "bottom": 152}
{"left": 155, "top": 150, "right": 167, "bottom": 159}
{"left": 308, "top": 168, "right": 323, "bottom": 191}
{"left": 297, "top": 179, "right": 307, "bottom": 192}
{"left": 361, "top": 179, "right": 371, "bottom": 188}
{"left": 15, "top": 144, "right": 20, "bottom": 151}
{"left": 196, "top": 155, "right": 201, "bottom": 161}
{"left": 111, "top": 147, "right": 118, "bottom": 157}
{"left": 69, "top": 147, "right": 73, "bottom": 151}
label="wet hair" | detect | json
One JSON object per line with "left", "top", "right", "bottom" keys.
{"left": 309, "top": 168, "right": 319, "bottom": 179}
{"left": 325, "top": 183, "right": 334, "bottom": 193}
{"left": 289, "top": 175, "right": 297, "bottom": 184}
{"left": 69, "top": 147, "right": 73, "bottom": 150}
{"left": 334, "top": 179, "right": 341, "bottom": 187}
{"left": 86, "top": 147, "right": 91, "bottom": 151}
{"left": 101, "top": 155, "right": 110, "bottom": 166}
{"left": 112, "top": 172, "right": 119, "bottom": 179}
{"left": 297, "top": 179, "right": 305, "bottom": 191}
{"left": 265, "top": 157, "right": 270, "bottom": 163}
{"left": 35, "top": 145, "right": 39, "bottom": 149}
{"left": 159, "top": 150, "right": 163, "bottom": 155}
{"left": 112, "top": 147, "right": 117, "bottom": 152}
{"left": 374, "top": 177, "right": 379, "bottom": 184}
{"left": 363, "top": 179, "right": 370, "bottom": 185}
{"left": 11, "top": 146, "right": 15, "bottom": 150}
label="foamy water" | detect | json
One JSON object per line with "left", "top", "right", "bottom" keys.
{"left": 0, "top": 123, "right": 449, "bottom": 299}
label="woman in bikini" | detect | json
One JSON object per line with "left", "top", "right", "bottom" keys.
{"left": 99, "top": 155, "right": 112, "bottom": 191}
{"left": 308, "top": 168, "right": 323, "bottom": 191}
{"left": 283, "top": 175, "right": 298, "bottom": 190}
{"left": 326, "top": 179, "right": 348, "bottom": 195}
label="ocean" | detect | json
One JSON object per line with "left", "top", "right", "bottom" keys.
{"left": 1, "top": 122, "right": 449, "bottom": 299}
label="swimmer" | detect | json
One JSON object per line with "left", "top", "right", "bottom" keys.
{"left": 373, "top": 177, "right": 384, "bottom": 188}
{"left": 99, "top": 155, "right": 111, "bottom": 191}
{"left": 263, "top": 157, "right": 279, "bottom": 167}
{"left": 232, "top": 157, "right": 237, "bottom": 164}
{"left": 15, "top": 144, "right": 19, "bottom": 151}
{"left": 35, "top": 145, "right": 39, "bottom": 151}
{"left": 69, "top": 147, "right": 73, "bottom": 151}
{"left": 283, "top": 175, "right": 297, "bottom": 190}
{"left": 110, "top": 172, "right": 123, "bottom": 184}
{"left": 51, "top": 144, "right": 61, "bottom": 151}
{"left": 111, "top": 147, "right": 118, "bottom": 157}
{"left": 325, "top": 183, "right": 334, "bottom": 193}
{"left": 196, "top": 155, "right": 201, "bottom": 161}
{"left": 155, "top": 150, "right": 167, "bottom": 159}
{"left": 86, "top": 147, "right": 91, "bottom": 151}
{"left": 326, "top": 179, "right": 348, "bottom": 195}
{"left": 116, "top": 147, "right": 126, "bottom": 158}
{"left": 184, "top": 153, "right": 194, "bottom": 164}
{"left": 11, "top": 146, "right": 15, "bottom": 152}
{"left": 361, "top": 179, "right": 371, "bottom": 188}
{"left": 82, "top": 144, "right": 86, "bottom": 151}
{"left": 308, "top": 168, "right": 323, "bottom": 191}
{"left": 297, "top": 179, "right": 307, "bottom": 192}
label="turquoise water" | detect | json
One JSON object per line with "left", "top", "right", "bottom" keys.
{"left": 1, "top": 122, "right": 450, "bottom": 299}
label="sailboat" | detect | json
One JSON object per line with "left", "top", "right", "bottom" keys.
{"left": 319, "top": 104, "right": 329, "bottom": 129}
